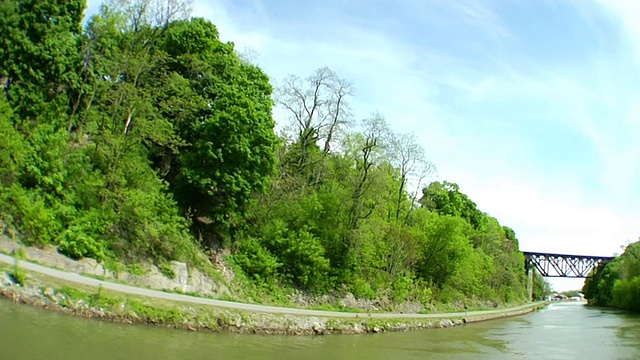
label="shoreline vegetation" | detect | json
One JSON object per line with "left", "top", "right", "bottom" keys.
{"left": 0, "top": 252, "right": 546, "bottom": 335}
{"left": 1, "top": 0, "right": 553, "bottom": 334}
{"left": 583, "top": 240, "right": 640, "bottom": 312}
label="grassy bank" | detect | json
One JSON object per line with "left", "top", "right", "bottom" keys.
{"left": 0, "top": 262, "right": 546, "bottom": 335}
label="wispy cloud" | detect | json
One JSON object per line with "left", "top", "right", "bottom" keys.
{"left": 451, "top": 1, "right": 513, "bottom": 42}
{"left": 592, "top": 0, "right": 640, "bottom": 65}
{"left": 86, "top": 0, "right": 640, "bottom": 291}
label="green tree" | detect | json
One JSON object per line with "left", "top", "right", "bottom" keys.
{"left": 583, "top": 241, "right": 640, "bottom": 311}
{"left": 532, "top": 271, "right": 552, "bottom": 300}
{"left": 420, "top": 181, "right": 483, "bottom": 229}
{"left": 157, "top": 18, "right": 278, "bottom": 244}
{"left": 410, "top": 209, "right": 473, "bottom": 288}
{"left": 0, "top": 0, "right": 85, "bottom": 118}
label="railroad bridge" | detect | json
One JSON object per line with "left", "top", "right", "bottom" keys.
{"left": 522, "top": 251, "right": 615, "bottom": 278}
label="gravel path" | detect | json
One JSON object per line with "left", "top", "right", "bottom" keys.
{"left": 0, "top": 253, "right": 541, "bottom": 319}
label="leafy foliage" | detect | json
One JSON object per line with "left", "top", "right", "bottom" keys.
{"left": 157, "top": 18, "right": 277, "bottom": 240}
{"left": 0, "top": 1, "right": 274, "bottom": 268}
{"left": 583, "top": 241, "right": 640, "bottom": 312}
{"left": 0, "top": 0, "right": 530, "bottom": 309}
{"left": 230, "top": 73, "right": 529, "bottom": 305}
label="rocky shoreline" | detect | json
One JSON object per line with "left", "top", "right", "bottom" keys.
{"left": 0, "top": 268, "right": 470, "bottom": 335}
{"left": 0, "top": 265, "right": 545, "bottom": 335}
{"left": 0, "top": 234, "right": 547, "bottom": 335}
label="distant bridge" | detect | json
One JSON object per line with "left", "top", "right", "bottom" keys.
{"left": 522, "top": 251, "right": 615, "bottom": 278}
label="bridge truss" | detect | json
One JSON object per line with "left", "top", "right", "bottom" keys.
{"left": 522, "top": 252, "right": 615, "bottom": 278}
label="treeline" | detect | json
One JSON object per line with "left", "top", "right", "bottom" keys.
{"left": 532, "top": 271, "right": 551, "bottom": 300}
{"left": 583, "top": 241, "right": 640, "bottom": 312}
{"left": 0, "top": 0, "right": 528, "bottom": 305}
{"left": 0, "top": 0, "right": 277, "bottom": 267}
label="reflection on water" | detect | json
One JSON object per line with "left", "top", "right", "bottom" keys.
{"left": 0, "top": 300, "right": 639, "bottom": 360}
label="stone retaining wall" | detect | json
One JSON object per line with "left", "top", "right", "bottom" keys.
{"left": 0, "top": 235, "right": 229, "bottom": 296}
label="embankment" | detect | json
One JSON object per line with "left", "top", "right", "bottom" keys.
{"left": 0, "top": 251, "right": 546, "bottom": 335}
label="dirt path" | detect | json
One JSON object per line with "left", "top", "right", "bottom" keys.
{"left": 0, "top": 253, "right": 543, "bottom": 319}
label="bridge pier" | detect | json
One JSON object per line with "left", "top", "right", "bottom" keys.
{"left": 527, "top": 266, "right": 533, "bottom": 301}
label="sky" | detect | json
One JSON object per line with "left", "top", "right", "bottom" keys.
{"left": 86, "top": 0, "right": 640, "bottom": 291}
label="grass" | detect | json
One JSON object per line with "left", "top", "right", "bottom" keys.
{"left": 8, "top": 260, "right": 27, "bottom": 286}
{"left": 308, "top": 303, "right": 363, "bottom": 313}
{"left": 11, "top": 247, "right": 27, "bottom": 260}
{"left": 81, "top": 273, "right": 106, "bottom": 281}
{"left": 58, "top": 285, "right": 89, "bottom": 301}
{"left": 0, "top": 264, "right": 546, "bottom": 335}
{"left": 161, "top": 288, "right": 216, "bottom": 299}
{"left": 126, "top": 263, "right": 148, "bottom": 276}
{"left": 0, "top": 239, "right": 534, "bottom": 321}
{"left": 157, "top": 261, "right": 176, "bottom": 279}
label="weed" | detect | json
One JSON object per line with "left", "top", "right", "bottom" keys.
{"left": 158, "top": 261, "right": 176, "bottom": 279}
{"left": 11, "top": 247, "right": 27, "bottom": 260}
{"left": 309, "top": 303, "right": 362, "bottom": 313}
{"left": 127, "top": 263, "right": 148, "bottom": 276}
{"left": 81, "top": 273, "right": 106, "bottom": 281}
{"left": 126, "top": 298, "right": 183, "bottom": 323}
{"left": 103, "top": 258, "right": 123, "bottom": 276}
{"left": 57, "top": 285, "right": 88, "bottom": 300}
{"left": 88, "top": 285, "right": 119, "bottom": 308}
{"left": 8, "top": 260, "right": 26, "bottom": 286}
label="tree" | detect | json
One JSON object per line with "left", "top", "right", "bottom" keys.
{"left": 410, "top": 210, "right": 473, "bottom": 288}
{"left": 156, "top": 18, "right": 278, "bottom": 244}
{"left": 583, "top": 240, "right": 640, "bottom": 311}
{"left": 420, "top": 181, "right": 483, "bottom": 229}
{"left": 0, "top": 0, "right": 85, "bottom": 118}
{"left": 105, "top": 0, "right": 192, "bottom": 30}
{"left": 532, "top": 271, "right": 552, "bottom": 300}
{"left": 387, "top": 132, "right": 435, "bottom": 222}
{"left": 276, "top": 67, "right": 353, "bottom": 166}
{"left": 347, "top": 113, "right": 389, "bottom": 230}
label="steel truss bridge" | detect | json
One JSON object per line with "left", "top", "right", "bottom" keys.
{"left": 522, "top": 251, "right": 615, "bottom": 278}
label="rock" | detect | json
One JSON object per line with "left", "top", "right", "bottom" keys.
{"left": 171, "top": 261, "right": 189, "bottom": 286}
{"left": 43, "top": 287, "right": 57, "bottom": 303}
{"left": 439, "top": 319, "right": 454, "bottom": 328}
{"left": 393, "top": 301, "right": 424, "bottom": 314}
{"left": 454, "top": 319, "right": 464, "bottom": 326}
{"left": 2, "top": 235, "right": 231, "bottom": 298}
{"left": 372, "top": 326, "right": 382, "bottom": 333}
{"left": 339, "top": 293, "right": 379, "bottom": 312}
{"left": 312, "top": 322, "right": 324, "bottom": 334}
{"left": 23, "top": 285, "right": 39, "bottom": 298}
{"left": 0, "top": 272, "right": 13, "bottom": 286}
{"left": 64, "top": 297, "right": 76, "bottom": 308}
{"left": 352, "top": 323, "right": 363, "bottom": 333}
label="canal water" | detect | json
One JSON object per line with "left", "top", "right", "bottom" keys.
{"left": 1, "top": 300, "right": 639, "bottom": 359}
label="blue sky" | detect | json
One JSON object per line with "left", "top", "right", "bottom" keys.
{"left": 87, "top": 0, "right": 640, "bottom": 291}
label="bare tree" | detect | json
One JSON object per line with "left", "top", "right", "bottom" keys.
{"left": 237, "top": 47, "right": 260, "bottom": 64}
{"left": 275, "top": 67, "right": 354, "bottom": 165}
{"left": 387, "top": 132, "right": 436, "bottom": 222}
{"left": 107, "top": 0, "right": 192, "bottom": 30}
{"left": 348, "top": 113, "right": 389, "bottom": 230}
{"left": 152, "top": 0, "right": 192, "bottom": 28}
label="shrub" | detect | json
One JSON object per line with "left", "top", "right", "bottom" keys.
{"left": 8, "top": 261, "right": 27, "bottom": 286}
{"left": 232, "top": 236, "right": 281, "bottom": 284}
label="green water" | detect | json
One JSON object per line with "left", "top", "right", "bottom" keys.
{"left": 1, "top": 300, "right": 639, "bottom": 359}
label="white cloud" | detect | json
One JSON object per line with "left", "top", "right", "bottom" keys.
{"left": 592, "top": 0, "right": 640, "bottom": 66}
{"left": 90, "top": 0, "right": 640, "bottom": 291}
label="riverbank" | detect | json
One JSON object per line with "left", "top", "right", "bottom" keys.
{"left": 0, "top": 253, "right": 546, "bottom": 335}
